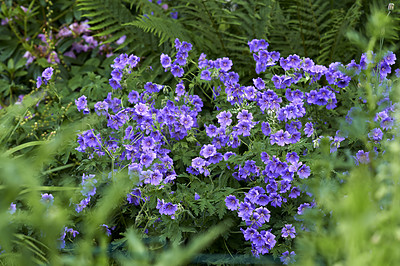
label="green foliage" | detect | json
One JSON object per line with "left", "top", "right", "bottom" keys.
{"left": 295, "top": 8, "right": 400, "bottom": 265}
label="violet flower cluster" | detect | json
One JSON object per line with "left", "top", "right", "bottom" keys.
{"left": 75, "top": 40, "right": 204, "bottom": 219}
{"left": 67, "top": 36, "right": 399, "bottom": 261}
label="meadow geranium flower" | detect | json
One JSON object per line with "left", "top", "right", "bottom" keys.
{"left": 180, "top": 114, "right": 194, "bottom": 129}
{"left": 253, "top": 77, "right": 265, "bottom": 90}
{"left": 9, "top": 202, "right": 16, "bottom": 214}
{"left": 135, "top": 103, "right": 149, "bottom": 116}
{"left": 160, "top": 53, "right": 172, "bottom": 68}
{"left": 255, "top": 207, "right": 270, "bottom": 223}
{"left": 238, "top": 202, "right": 253, "bottom": 219}
{"left": 127, "top": 188, "right": 142, "bottom": 205}
{"left": 171, "top": 64, "right": 184, "bottom": 77}
{"left": 289, "top": 187, "right": 301, "bottom": 198}
{"left": 304, "top": 122, "right": 314, "bottom": 137}
{"left": 200, "top": 144, "right": 216, "bottom": 158}
{"left": 144, "top": 82, "right": 162, "bottom": 93}
{"left": 42, "top": 67, "right": 53, "bottom": 81}
{"left": 237, "top": 110, "right": 253, "bottom": 122}
{"left": 140, "top": 152, "right": 156, "bottom": 168}
{"left": 162, "top": 202, "right": 178, "bottom": 216}
{"left": 256, "top": 195, "right": 270, "bottom": 206}
{"left": 368, "top": 128, "right": 383, "bottom": 142}
{"left": 36, "top": 76, "right": 43, "bottom": 88}
{"left": 111, "top": 69, "right": 123, "bottom": 81}
{"left": 242, "top": 227, "right": 257, "bottom": 242}
{"left": 286, "top": 152, "right": 299, "bottom": 164}
{"left": 217, "top": 111, "right": 232, "bottom": 127}
{"left": 355, "top": 150, "right": 370, "bottom": 165}
{"left": 225, "top": 195, "right": 239, "bottom": 211}
{"left": 41, "top": 193, "right": 54, "bottom": 205}
{"left": 109, "top": 78, "right": 121, "bottom": 90}
{"left": 94, "top": 101, "right": 108, "bottom": 116}
{"left": 297, "top": 165, "right": 311, "bottom": 179}
{"left": 297, "top": 203, "right": 311, "bottom": 215}
{"left": 209, "top": 152, "right": 223, "bottom": 164}
{"left": 175, "top": 82, "right": 185, "bottom": 96}
{"left": 128, "top": 90, "right": 140, "bottom": 104}
{"left": 264, "top": 231, "right": 276, "bottom": 249}
{"left": 281, "top": 224, "right": 296, "bottom": 238}
{"left": 141, "top": 136, "right": 155, "bottom": 151}
{"left": 75, "top": 95, "right": 88, "bottom": 112}
{"left": 236, "top": 121, "right": 252, "bottom": 136}
{"left": 192, "top": 157, "right": 206, "bottom": 169}
{"left": 198, "top": 53, "right": 208, "bottom": 68}
{"left": 280, "top": 251, "right": 296, "bottom": 265}
{"left": 200, "top": 69, "right": 211, "bottom": 80}
{"left": 220, "top": 57, "right": 233, "bottom": 72}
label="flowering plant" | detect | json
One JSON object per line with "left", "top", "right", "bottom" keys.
{"left": 64, "top": 33, "right": 398, "bottom": 261}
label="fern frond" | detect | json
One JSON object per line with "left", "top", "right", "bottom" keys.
{"left": 124, "top": 15, "right": 190, "bottom": 46}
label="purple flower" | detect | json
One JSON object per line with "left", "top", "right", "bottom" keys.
{"left": 297, "top": 165, "right": 311, "bottom": 179}
{"left": 111, "top": 69, "right": 123, "bottom": 81}
{"left": 304, "top": 122, "right": 314, "bottom": 137}
{"left": 179, "top": 41, "right": 192, "bottom": 52}
{"left": 225, "top": 195, "right": 239, "bottom": 211}
{"left": 256, "top": 195, "right": 270, "bottom": 206}
{"left": 128, "top": 90, "right": 140, "bottom": 104}
{"left": 42, "top": 67, "right": 53, "bottom": 81}
{"left": 217, "top": 111, "right": 232, "bottom": 127}
{"left": 75, "top": 197, "right": 90, "bottom": 213}
{"left": 281, "top": 224, "right": 296, "bottom": 238}
{"left": 101, "top": 224, "right": 113, "bottom": 236}
{"left": 280, "top": 251, "right": 296, "bottom": 265}
{"left": 286, "top": 152, "right": 299, "bottom": 164}
{"left": 140, "top": 152, "right": 156, "bottom": 168}
{"left": 297, "top": 203, "right": 311, "bottom": 215}
{"left": 271, "top": 130, "right": 291, "bottom": 146}
{"left": 41, "top": 193, "right": 54, "bottom": 205}
{"left": 127, "top": 188, "right": 142, "bottom": 205}
{"left": 237, "top": 110, "right": 253, "bottom": 122}
{"left": 135, "top": 103, "right": 149, "bottom": 116}
{"left": 9, "top": 202, "right": 16, "bottom": 214}
{"left": 264, "top": 231, "right": 276, "bottom": 249}
{"left": 192, "top": 157, "right": 206, "bottom": 169}
{"left": 109, "top": 78, "right": 121, "bottom": 90}
{"left": 236, "top": 121, "right": 252, "bottom": 136}
{"left": 200, "top": 69, "right": 212, "bottom": 81}
{"left": 36, "top": 76, "right": 43, "bottom": 88}
{"left": 162, "top": 202, "right": 178, "bottom": 216}
{"left": 355, "top": 150, "right": 370, "bottom": 165}
{"left": 147, "top": 170, "right": 163, "bottom": 185}
{"left": 220, "top": 57, "right": 233, "bottom": 72}
{"left": 205, "top": 124, "right": 218, "bottom": 137}
{"left": 194, "top": 193, "right": 200, "bottom": 200}
{"left": 255, "top": 207, "right": 270, "bottom": 223}
{"left": 160, "top": 53, "right": 172, "bottom": 68}
{"left": 261, "top": 122, "right": 271, "bottom": 136}
{"left": 368, "top": 128, "right": 383, "bottom": 142}
{"left": 171, "top": 64, "right": 184, "bottom": 77}
{"left": 94, "top": 101, "right": 108, "bottom": 116}
{"left": 238, "top": 202, "right": 253, "bottom": 219}
{"left": 175, "top": 82, "right": 185, "bottom": 96}
{"left": 200, "top": 144, "right": 216, "bottom": 158}
{"left": 75, "top": 95, "right": 88, "bottom": 112}
{"left": 289, "top": 187, "right": 301, "bottom": 198}
{"left": 253, "top": 77, "right": 265, "bottom": 90}
{"left": 144, "top": 82, "right": 162, "bottom": 93}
